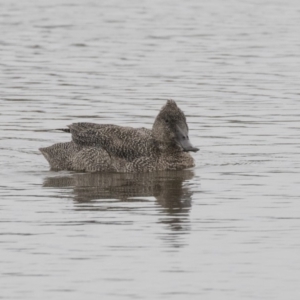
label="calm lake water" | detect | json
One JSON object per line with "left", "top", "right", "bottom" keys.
{"left": 1, "top": 0, "right": 300, "bottom": 299}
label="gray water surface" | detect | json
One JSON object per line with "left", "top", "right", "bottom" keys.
{"left": 1, "top": 0, "right": 300, "bottom": 299}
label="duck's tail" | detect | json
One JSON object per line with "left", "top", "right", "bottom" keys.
{"left": 56, "top": 128, "right": 70, "bottom": 133}
{"left": 39, "top": 142, "right": 77, "bottom": 170}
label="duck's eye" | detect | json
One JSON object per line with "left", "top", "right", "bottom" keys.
{"left": 165, "top": 119, "right": 169, "bottom": 123}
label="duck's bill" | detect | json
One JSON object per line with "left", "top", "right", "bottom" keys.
{"left": 176, "top": 125, "right": 199, "bottom": 152}
{"left": 178, "top": 137, "right": 199, "bottom": 152}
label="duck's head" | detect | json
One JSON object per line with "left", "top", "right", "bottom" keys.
{"left": 152, "top": 100, "right": 199, "bottom": 152}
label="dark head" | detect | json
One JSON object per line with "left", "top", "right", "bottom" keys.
{"left": 152, "top": 100, "right": 199, "bottom": 152}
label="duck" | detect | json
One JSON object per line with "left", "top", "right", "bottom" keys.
{"left": 39, "top": 100, "right": 199, "bottom": 172}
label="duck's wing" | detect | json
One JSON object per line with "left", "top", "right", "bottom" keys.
{"left": 58, "top": 122, "right": 112, "bottom": 133}
{"left": 68, "top": 122, "right": 155, "bottom": 160}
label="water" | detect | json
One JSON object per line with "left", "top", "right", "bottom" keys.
{"left": 1, "top": 0, "right": 300, "bottom": 299}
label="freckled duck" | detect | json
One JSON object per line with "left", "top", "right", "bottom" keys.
{"left": 39, "top": 100, "right": 199, "bottom": 172}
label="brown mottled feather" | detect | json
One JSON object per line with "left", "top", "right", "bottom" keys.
{"left": 39, "top": 100, "right": 198, "bottom": 173}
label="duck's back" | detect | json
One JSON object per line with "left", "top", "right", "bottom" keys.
{"left": 40, "top": 123, "right": 159, "bottom": 172}
{"left": 68, "top": 123, "right": 156, "bottom": 160}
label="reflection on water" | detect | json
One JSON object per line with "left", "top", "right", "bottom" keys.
{"left": 43, "top": 170, "right": 196, "bottom": 235}
{"left": 43, "top": 170, "right": 194, "bottom": 207}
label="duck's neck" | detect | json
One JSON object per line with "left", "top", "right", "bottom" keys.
{"left": 152, "top": 121, "right": 182, "bottom": 153}
{"left": 155, "top": 140, "right": 182, "bottom": 154}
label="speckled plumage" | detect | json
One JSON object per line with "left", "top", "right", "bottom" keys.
{"left": 39, "top": 100, "right": 199, "bottom": 172}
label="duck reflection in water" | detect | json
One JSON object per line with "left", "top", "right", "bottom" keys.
{"left": 43, "top": 170, "right": 196, "bottom": 238}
